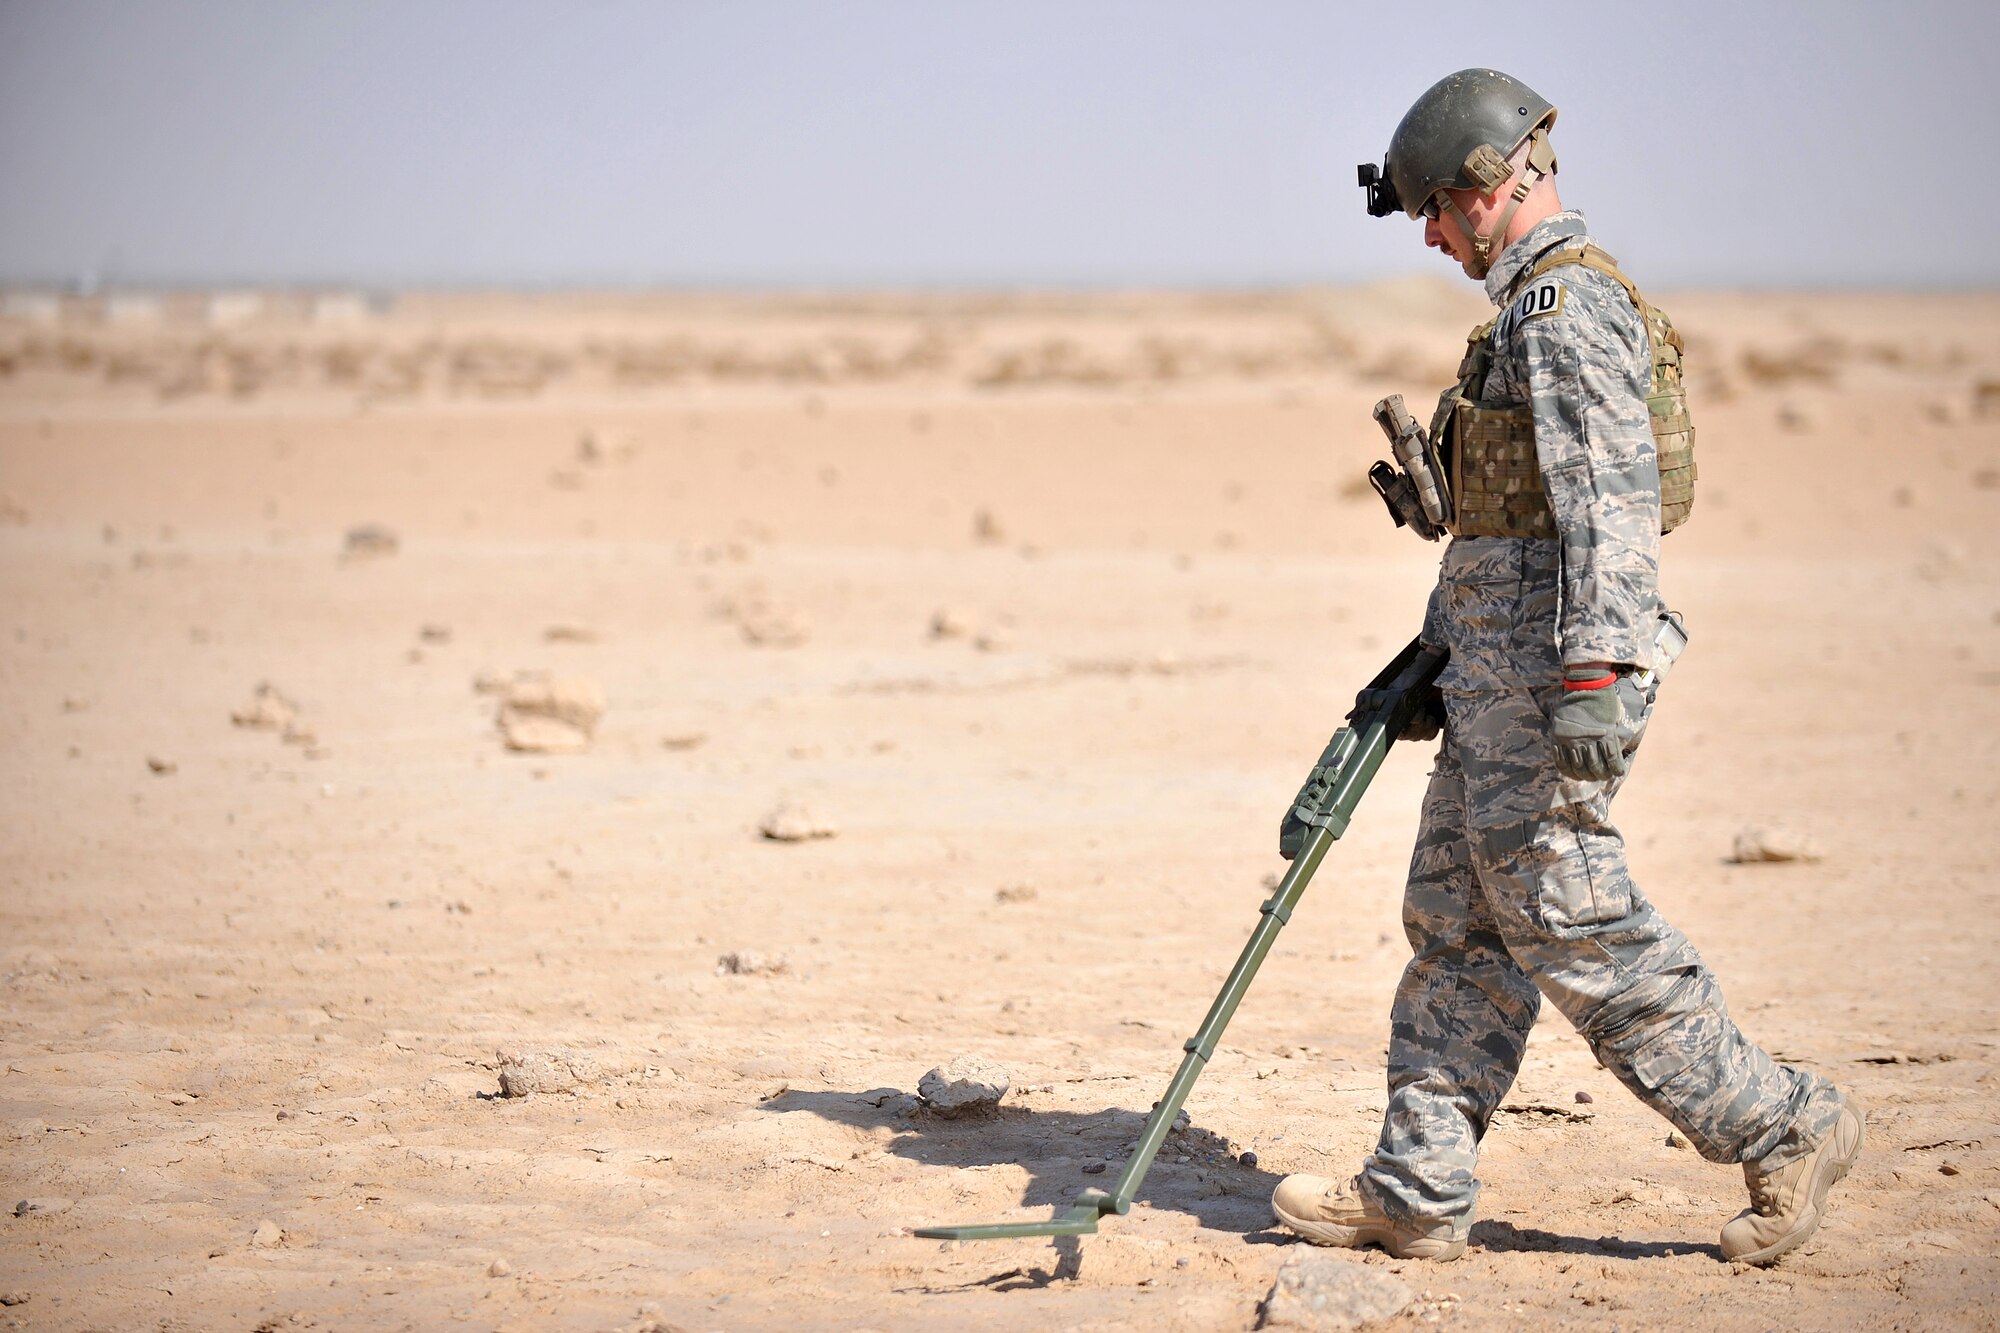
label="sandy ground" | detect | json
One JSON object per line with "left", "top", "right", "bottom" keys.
{"left": 1, "top": 283, "right": 1997, "bottom": 1332}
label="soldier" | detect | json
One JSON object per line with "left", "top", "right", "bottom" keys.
{"left": 1271, "top": 70, "right": 1862, "bottom": 1266}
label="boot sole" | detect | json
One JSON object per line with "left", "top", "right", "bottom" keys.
{"left": 1271, "top": 1201, "right": 1467, "bottom": 1261}
{"left": 1728, "top": 1107, "right": 1866, "bottom": 1267}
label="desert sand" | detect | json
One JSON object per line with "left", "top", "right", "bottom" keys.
{"left": 1, "top": 281, "right": 1996, "bottom": 1331}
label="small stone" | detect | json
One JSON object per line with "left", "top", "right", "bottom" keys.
{"left": 973, "top": 629, "right": 1014, "bottom": 653}
{"left": 12, "top": 1198, "right": 71, "bottom": 1218}
{"left": 1730, "top": 826, "right": 1823, "bottom": 864}
{"left": 929, "top": 607, "right": 976, "bottom": 640}
{"left": 660, "top": 732, "right": 707, "bottom": 751}
{"left": 342, "top": 523, "right": 399, "bottom": 559}
{"left": 759, "top": 801, "right": 837, "bottom": 842}
{"left": 714, "top": 951, "right": 787, "bottom": 977}
{"left": 251, "top": 1219, "right": 284, "bottom": 1248}
{"left": 488, "top": 1258, "right": 512, "bottom": 1277}
{"left": 1260, "top": 1249, "right": 1414, "bottom": 1330}
{"left": 1082, "top": 1160, "right": 1107, "bottom": 1175}
{"left": 994, "top": 885, "right": 1038, "bottom": 904}
{"left": 1239, "top": 1151, "right": 1259, "bottom": 1168}
{"left": 1575, "top": 1091, "right": 1594, "bottom": 1104}
{"left": 231, "top": 681, "right": 299, "bottom": 731}
{"left": 727, "top": 593, "right": 810, "bottom": 647}
{"left": 1666, "top": 1132, "right": 1689, "bottom": 1150}
{"left": 973, "top": 508, "right": 1007, "bottom": 544}
{"left": 419, "top": 623, "right": 453, "bottom": 644}
{"left": 0, "top": 1291, "right": 28, "bottom": 1306}
{"left": 499, "top": 714, "right": 591, "bottom": 754}
{"left": 145, "top": 754, "right": 177, "bottom": 774}
{"left": 918, "top": 1056, "right": 1009, "bottom": 1118}
{"left": 1940, "top": 1162, "right": 1961, "bottom": 1176}
{"left": 499, "top": 676, "right": 605, "bottom": 752}
{"left": 496, "top": 1047, "right": 603, "bottom": 1097}
{"left": 501, "top": 676, "right": 605, "bottom": 733}
{"left": 543, "top": 623, "right": 599, "bottom": 643}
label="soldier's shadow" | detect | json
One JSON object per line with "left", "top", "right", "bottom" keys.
{"left": 761, "top": 1089, "right": 1718, "bottom": 1269}
{"left": 759, "top": 1087, "right": 1284, "bottom": 1237}
{"left": 1471, "top": 1218, "right": 1720, "bottom": 1262}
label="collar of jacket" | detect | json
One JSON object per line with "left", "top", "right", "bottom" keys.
{"left": 1482, "top": 210, "right": 1590, "bottom": 306}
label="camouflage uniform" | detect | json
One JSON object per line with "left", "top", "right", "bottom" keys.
{"left": 1358, "top": 211, "right": 1844, "bottom": 1231}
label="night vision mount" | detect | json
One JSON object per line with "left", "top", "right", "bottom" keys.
{"left": 1358, "top": 160, "right": 1401, "bottom": 218}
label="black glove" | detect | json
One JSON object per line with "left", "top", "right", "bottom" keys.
{"left": 1549, "top": 667, "right": 1646, "bottom": 781}
{"left": 1399, "top": 684, "right": 1445, "bottom": 742}
{"left": 1348, "top": 682, "right": 1445, "bottom": 743}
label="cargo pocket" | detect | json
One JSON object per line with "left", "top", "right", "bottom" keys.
{"left": 1526, "top": 811, "right": 1635, "bottom": 935}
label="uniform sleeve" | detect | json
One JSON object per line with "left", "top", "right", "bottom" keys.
{"left": 1517, "top": 278, "right": 1662, "bottom": 669}
{"left": 1418, "top": 578, "right": 1445, "bottom": 653}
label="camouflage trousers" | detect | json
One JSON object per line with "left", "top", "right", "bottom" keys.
{"left": 1358, "top": 683, "right": 1843, "bottom": 1230}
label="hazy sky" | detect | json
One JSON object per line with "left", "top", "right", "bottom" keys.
{"left": 1, "top": 1, "right": 1993, "bottom": 289}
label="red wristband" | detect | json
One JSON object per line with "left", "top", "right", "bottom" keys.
{"left": 1562, "top": 673, "right": 1617, "bottom": 691}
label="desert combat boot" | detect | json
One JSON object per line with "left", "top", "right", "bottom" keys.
{"left": 1720, "top": 1098, "right": 1866, "bottom": 1266}
{"left": 1271, "top": 1173, "right": 1466, "bottom": 1260}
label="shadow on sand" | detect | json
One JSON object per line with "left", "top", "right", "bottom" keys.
{"left": 759, "top": 1088, "right": 1716, "bottom": 1265}
{"left": 761, "top": 1087, "right": 1283, "bottom": 1236}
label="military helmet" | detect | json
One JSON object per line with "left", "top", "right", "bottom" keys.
{"left": 1358, "top": 68, "right": 1559, "bottom": 278}
{"left": 1360, "top": 69, "right": 1556, "bottom": 221}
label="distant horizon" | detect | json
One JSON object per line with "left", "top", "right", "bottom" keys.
{"left": 10, "top": 274, "right": 2000, "bottom": 299}
{"left": 4, "top": 1, "right": 1996, "bottom": 293}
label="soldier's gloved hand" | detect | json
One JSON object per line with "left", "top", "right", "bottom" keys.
{"left": 1549, "top": 667, "right": 1646, "bottom": 781}
{"left": 1400, "top": 684, "right": 1446, "bottom": 742}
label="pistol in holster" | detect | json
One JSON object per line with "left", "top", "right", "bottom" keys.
{"left": 1366, "top": 394, "right": 1452, "bottom": 542}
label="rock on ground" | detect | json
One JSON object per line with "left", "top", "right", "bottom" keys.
{"left": 342, "top": 523, "right": 399, "bottom": 559}
{"left": 231, "top": 682, "right": 299, "bottom": 731}
{"left": 737, "top": 604, "right": 810, "bottom": 647}
{"left": 501, "top": 676, "right": 605, "bottom": 732}
{"left": 499, "top": 713, "right": 591, "bottom": 754}
{"left": 12, "top": 1198, "right": 73, "bottom": 1218}
{"left": 714, "top": 951, "right": 787, "bottom": 977}
{"left": 496, "top": 1047, "right": 604, "bottom": 1097}
{"left": 918, "top": 1056, "right": 1009, "bottom": 1117}
{"left": 1259, "top": 1250, "right": 1414, "bottom": 1331}
{"left": 759, "top": 802, "right": 837, "bottom": 842}
{"left": 497, "top": 676, "right": 605, "bottom": 752}
{"left": 1731, "top": 826, "right": 1823, "bottom": 863}
{"left": 929, "top": 607, "right": 976, "bottom": 640}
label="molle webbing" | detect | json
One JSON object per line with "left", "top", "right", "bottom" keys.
{"left": 1453, "top": 403, "right": 1553, "bottom": 537}
{"left": 1443, "top": 243, "right": 1697, "bottom": 538}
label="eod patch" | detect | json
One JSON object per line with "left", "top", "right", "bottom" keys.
{"left": 1500, "top": 276, "right": 1564, "bottom": 336}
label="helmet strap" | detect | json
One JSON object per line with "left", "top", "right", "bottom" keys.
{"left": 1448, "top": 129, "right": 1556, "bottom": 280}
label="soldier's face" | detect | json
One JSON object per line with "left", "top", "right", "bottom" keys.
{"left": 1422, "top": 187, "right": 1489, "bottom": 279}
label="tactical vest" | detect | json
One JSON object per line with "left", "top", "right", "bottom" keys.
{"left": 1429, "top": 243, "right": 1696, "bottom": 539}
